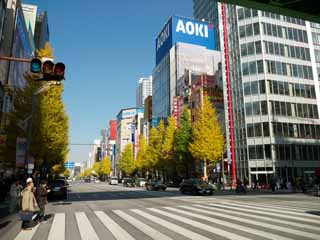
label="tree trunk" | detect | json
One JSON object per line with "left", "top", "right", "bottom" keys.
{"left": 203, "top": 160, "right": 207, "bottom": 180}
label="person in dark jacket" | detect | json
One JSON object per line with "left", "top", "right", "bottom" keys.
{"left": 36, "top": 180, "right": 50, "bottom": 221}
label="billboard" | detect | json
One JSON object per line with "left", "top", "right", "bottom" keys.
{"left": 16, "top": 137, "right": 27, "bottom": 167}
{"left": 156, "top": 16, "right": 214, "bottom": 64}
{"left": 117, "top": 108, "right": 144, "bottom": 121}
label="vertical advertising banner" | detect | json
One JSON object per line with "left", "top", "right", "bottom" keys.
{"left": 173, "top": 96, "right": 178, "bottom": 128}
{"left": 16, "top": 137, "right": 27, "bottom": 167}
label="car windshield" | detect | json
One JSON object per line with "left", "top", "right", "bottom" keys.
{"left": 192, "top": 179, "right": 205, "bottom": 185}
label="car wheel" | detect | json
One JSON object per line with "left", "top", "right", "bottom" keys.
{"left": 180, "top": 188, "right": 184, "bottom": 194}
{"left": 209, "top": 190, "right": 213, "bottom": 196}
{"left": 163, "top": 188, "right": 166, "bottom": 191}
{"left": 192, "top": 188, "right": 198, "bottom": 195}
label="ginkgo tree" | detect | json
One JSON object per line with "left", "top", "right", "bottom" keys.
{"left": 189, "top": 96, "right": 224, "bottom": 179}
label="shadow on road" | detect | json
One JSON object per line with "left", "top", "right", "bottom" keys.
{"left": 0, "top": 220, "right": 11, "bottom": 230}
{"left": 63, "top": 189, "right": 180, "bottom": 202}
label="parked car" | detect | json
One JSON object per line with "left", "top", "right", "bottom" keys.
{"left": 136, "top": 178, "right": 147, "bottom": 187}
{"left": 122, "top": 178, "right": 135, "bottom": 187}
{"left": 179, "top": 179, "right": 214, "bottom": 195}
{"left": 109, "top": 177, "right": 119, "bottom": 185}
{"left": 84, "top": 178, "right": 91, "bottom": 183}
{"left": 48, "top": 179, "right": 68, "bottom": 200}
{"left": 145, "top": 179, "right": 167, "bottom": 191}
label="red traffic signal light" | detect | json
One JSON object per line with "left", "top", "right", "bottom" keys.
{"left": 54, "top": 62, "right": 65, "bottom": 80}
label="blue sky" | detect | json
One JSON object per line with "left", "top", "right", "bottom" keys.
{"left": 24, "top": 0, "right": 193, "bottom": 164}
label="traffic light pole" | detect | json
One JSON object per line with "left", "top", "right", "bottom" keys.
{"left": 0, "top": 56, "right": 31, "bottom": 62}
{"left": 24, "top": 82, "right": 61, "bottom": 176}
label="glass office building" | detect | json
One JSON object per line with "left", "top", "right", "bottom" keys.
{"left": 193, "top": 0, "right": 320, "bottom": 184}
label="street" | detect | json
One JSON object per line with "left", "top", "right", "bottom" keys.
{"left": 1, "top": 182, "right": 320, "bottom": 240}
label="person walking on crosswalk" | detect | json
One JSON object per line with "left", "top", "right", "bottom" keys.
{"left": 20, "top": 178, "right": 39, "bottom": 230}
{"left": 36, "top": 179, "right": 50, "bottom": 222}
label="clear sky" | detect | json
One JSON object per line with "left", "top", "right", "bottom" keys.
{"left": 24, "top": 0, "right": 193, "bottom": 164}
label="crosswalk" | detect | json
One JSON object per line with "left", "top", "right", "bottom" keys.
{"left": 13, "top": 200, "right": 320, "bottom": 240}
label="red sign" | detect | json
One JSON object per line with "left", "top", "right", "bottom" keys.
{"left": 315, "top": 167, "right": 320, "bottom": 177}
{"left": 173, "top": 96, "right": 178, "bottom": 128}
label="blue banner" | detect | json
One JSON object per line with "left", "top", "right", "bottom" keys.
{"left": 156, "top": 16, "right": 215, "bottom": 64}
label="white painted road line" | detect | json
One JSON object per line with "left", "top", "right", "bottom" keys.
{"left": 180, "top": 205, "right": 320, "bottom": 240}
{"left": 194, "top": 204, "right": 320, "bottom": 232}
{"left": 95, "top": 211, "right": 135, "bottom": 240}
{"left": 209, "top": 203, "right": 320, "bottom": 224}
{"left": 48, "top": 213, "right": 65, "bottom": 240}
{"left": 164, "top": 206, "right": 293, "bottom": 240}
{"left": 14, "top": 224, "right": 39, "bottom": 240}
{"left": 75, "top": 212, "right": 99, "bottom": 240}
{"left": 131, "top": 209, "right": 212, "bottom": 240}
{"left": 148, "top": 208, "right": 252, "bottom": 240}
{"left": 114, "top": 210, "right": 173, "bottom": 240}
{"left": 222, "top": 201, "right": 320, "bottom": 219}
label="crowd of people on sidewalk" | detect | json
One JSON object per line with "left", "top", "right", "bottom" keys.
{"left": 0, "top": 176, "right": 50, "bottom": 231}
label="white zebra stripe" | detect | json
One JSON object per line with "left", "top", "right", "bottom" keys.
{"left": 48, "top": 213, "right": 65, "bottom": 240}
{"left": 95, "top": 211, "right": 135, "bottom": 240}
{"left": 148, "top": 208, "right": 252, "bottom": 240}
{"left": 113, "top": 210, "right": 173, "bottom": 240}
{"left": 164, "top": 206, "right": 293, "bottom": 240}
{"left": 75, "top": 212, "right": 99, "bottom": 240}
{"left": 193, "top": 204, "right": 320, "bottom": 232}
{"left": 179, "top": 205, "right": 320, "bottom": 240}
{"left": 208, "top": 203, "right": 320, "bottom": 224}
{"left": 131, "top": 209, "right": 212, "bottom": 240}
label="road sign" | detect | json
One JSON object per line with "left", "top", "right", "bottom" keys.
{"left": 65, "top": 161, "right": 75, "bottom": 169}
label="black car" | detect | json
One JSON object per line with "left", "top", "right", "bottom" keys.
{"left": 48, "top": 179, "right": 68, "bottom": 200}
{"left": 145, "top": 179, "right": 167, "bottom": 191}
{"left": 122, "top": 178, "right": 135, "bottom": 187}
{"left": 179, "top": 179, "right": 213, "bottom": 195}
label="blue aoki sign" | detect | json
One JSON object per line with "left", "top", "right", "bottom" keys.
{"left": 156, "top": 16, "right": 215, "bottom": 64}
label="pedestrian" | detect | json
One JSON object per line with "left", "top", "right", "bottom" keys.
{"left": 36, "top": 179, "right": 50, "bottom": 222}
{"left": 20, "top": 178, "right": 39, "bottom": 230}
{"left": 9, "top": 179, "right": 23, "bottom": 213}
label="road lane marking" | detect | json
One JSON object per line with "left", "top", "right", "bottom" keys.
{"left": 180, "top": 205, "right": 320, "bottom": 240}
{"left": 147, "top": 208, "right": 252, "bottom": 240}
{"left": 222, "top": 201, "right": 320, "bottom": 219}
{"left": 75, "top": 212, "right": 99, "bottom": 240}
{"left": 163, "top": 206, "right": 292, "bottom": 240}
{"left": 193, "top": 204, "right": 320, "bottom": 232}
{"left": 113, "top": 210, "right": 173, "bottom": 240}
{"left": 94, "top": 211, "right": 134, "bottom": 240}
{"left": 131, "top": 209, "right": 212, "bottom": 240}
{"left": 14, "top": 224, "right": 39, "bottom": 240}
{"left": 48, "top": 213, "right": 65, "bottom": 240}
{"left": 209, "top": 203, "right": 320, "bottom": 224}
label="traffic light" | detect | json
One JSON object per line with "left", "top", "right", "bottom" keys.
{"left": 30, "top": 58, "right": 42, "bottom": 73}
{"left": 30, "top": 58, "right": 65, "bottom": 81}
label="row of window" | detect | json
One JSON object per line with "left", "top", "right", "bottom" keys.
{"left": 275, "top": 144, "right": 320, "bottom": 161}
{"left": 262, "top": 22, "right": 308, "bottom": 43}
{"left": 273, "top": 122, "right": 320, "bottom": 139}
{"left": 265, "top": 60, "right": 313, "bottom": 80}
{"left": 264, "top": 41, "right": 311, "bottom": 61}
{"left": 261, "top": 11, "right": 305, "bottom": 26}
{"left": 270, "top": 101, "right": 319, "bottom": 119}
{"left": 245, "top": 101, "right": 268, "bottom": 116}
{"left": 240, "top": 41, "right": 262, "bottom": 57}
{"left": 239, "top": 22, "right": 260, "bottom": 39}
{"left": 248, "top": 144, "right": 271, "bottom": 160}
{"left": 242, "top": 60, "right": 264, "bottom": 76}
{"left": 237, "top": 8, "right": 258, "bottom": 21}
{"left": 268, "top": 80, "right": 316, "bottom": 99}
{"left": 247, "top": 122, "right": 269, "bottom": 138}
{"left": 312, "top": 32, "right": 320, "bottom": 46}
{"left": 244, "top": 80, "right": 266, "bottom": 96}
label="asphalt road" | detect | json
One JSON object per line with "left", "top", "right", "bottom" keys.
{"left": 1, "top": 182, "right": 320, "bottom": 240}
